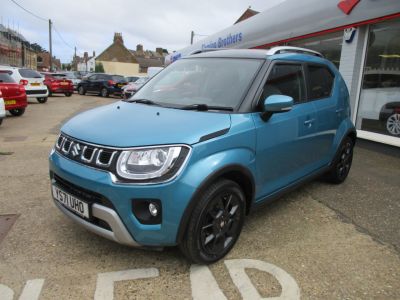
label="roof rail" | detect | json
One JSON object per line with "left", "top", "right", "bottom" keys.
{"left": 266, "top": 46, "right": 323, "bottom": 58}
{"left": 188, "top": 48, "right": 228, "bottom": 55}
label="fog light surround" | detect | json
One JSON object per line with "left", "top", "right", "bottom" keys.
{"left": 132, "top": 199, "right": 162, "bottom": 225}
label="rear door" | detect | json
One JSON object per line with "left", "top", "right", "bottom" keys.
{"left": 252, "top": 62, "right": 318, "bottom": 199}
{"left": 86, "top": 75, "right": 97, "bottom": 92}
{"left": 305, "top": 64, "right": 338, "bottom": 166}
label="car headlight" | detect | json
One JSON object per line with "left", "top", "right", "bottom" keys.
{"left": 116, "top": 145, "right": 190, "bottom": 181}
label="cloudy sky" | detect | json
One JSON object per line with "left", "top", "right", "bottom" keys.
{"left": 2, "top": 0, "right": 283, "bottom": 63}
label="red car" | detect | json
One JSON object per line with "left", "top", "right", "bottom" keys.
{"left": 41, "top": 72, "right": 73, "bottom": 97}
{"left": 0, "top": 71, "right": 28, "bottom": 116}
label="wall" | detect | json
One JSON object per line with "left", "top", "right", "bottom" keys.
{"left": 97, "top": 61, "right": 140, "bottom": 76}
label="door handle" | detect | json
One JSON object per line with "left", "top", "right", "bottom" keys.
{"left": 304, "top": 119, "right": 315, "bottom": 127}
{"left": 335, "top": 108, "right": 344, "bottom": 113}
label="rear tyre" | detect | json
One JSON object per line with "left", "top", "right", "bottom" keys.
{"left": 386, "top": 113, "right": 400, "bottom": 136}
{"left": 9, "top": 108, "right": 25, "bottom": 116}
{"left": 78, "top": 86, "right": 86, "bottom": 95}
{"left": 101, "top": 87, "right": 109, "bottom": 97}
{"left": 0, "top": 118, "right": 3, "bottom": 126}
{"left": 324, "top": 136, "right": 354, "bottom": 184}
{"left": 65, "top": 92, "right": 72, "bottom": 97}
{"left": 180, "top": 179, "right": 246, "bottom": 264}
{"left": 48, "top": 90, "right": 52, "bottom": 97}
{"left": 37, "top": 97, "right": 47, "bottom": 104}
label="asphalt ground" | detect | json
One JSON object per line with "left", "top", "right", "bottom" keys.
{"left": 0, "top": 94, "right": 399, "bottom": 299}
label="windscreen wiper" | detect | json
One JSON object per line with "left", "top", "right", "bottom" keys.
{"left": 124, "top": 99, "right": 161, "bottom": 106}
{"left": 180, "top": 104, "right": 233, "bottom": 111}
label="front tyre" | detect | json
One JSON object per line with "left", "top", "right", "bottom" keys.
{"left": 78, "top": 86, "right": 86, "bottom": 95}
{"left": 9, "top": 108, "right": 25, "bottom": 116}
{"left": 37, "top": 97, "right": 47, "bottom": 103}
{"left": 324, "top": 136, "right": 354, "bottom": 184}
{"left": 180, "top": 179, "right": 245, "bottom": 264}
{"left": 100, "top": 87, "right": 109, "bottom": 97}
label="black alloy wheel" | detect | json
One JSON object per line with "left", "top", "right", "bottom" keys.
{"left": 9, "top": 108, "right": 25, "bottom": 116}
{"left": 325, "top": 136, "right": 354, "bottom": 184}
{"left": 180, "top": 179, "right": 245, "bottom": 264}
{"left": 65, "top": 92, "right": 72, "bottom": 97}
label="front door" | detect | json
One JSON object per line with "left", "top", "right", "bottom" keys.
{"left": 252, "top": 63, "right": 318, "bottom": 200}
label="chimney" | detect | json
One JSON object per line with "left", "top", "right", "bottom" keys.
{"left": 156, "top": 47, "right": 163, "bottom": 55}
{"left": 93, "top": 51, "right": 95, "bottom": 57}
{"left": 84, "top": 52, "right": 88, "bottom": 61}
{"left": 113, "top": 32, "right": 124, "bottom": 44}
{"left": 136, "top": 44, "right": 143, "bottom": 52}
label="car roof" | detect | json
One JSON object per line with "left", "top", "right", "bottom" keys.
{"left": 184, "top": 48, "right": 330, "bottom": 65}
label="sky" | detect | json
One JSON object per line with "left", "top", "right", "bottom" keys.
{"left": 1, "top": 0, "right": 283, "bottom": 63}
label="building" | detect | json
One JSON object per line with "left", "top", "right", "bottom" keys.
{"left": 169, "top": 1, "right": 400, "bottom": 147}
{"left": 74, "top": 51, "right": 96, "bottom": 72}
{"left": 0, "top": 24, "right": 37, "bottom": 69}
{"left": 129, "top": 44, "right": 166, "bottom": 73}
{"left": 37, "top": 52, "right": 61, "bottom": 71}
{"left": 96, "top": 33, "right": 140, "bottom": 76}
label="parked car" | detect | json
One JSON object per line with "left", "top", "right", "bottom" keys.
{"left": 0, "top": 91, "right": 5, "bottom": 126}
{"left": 0, "top": 66, "right": 48, "bottom": 103}
{"left": 77, "top": 74, "right": 127, "bottom": 97}
{"left": 56, "top": 72, "right": 81, "bottom": 91}
{"left": 49, "top": 47, "right": 356, "bottom": 264}
{"left": 358, "top": 70, "right": 400, "bottom": 136}
{"left": 122, "top": 76, "right": 149, "bottom": 98}
{"left": 41, "top": 72, "right": 73, "bottom": 97}
{"left": 126, "top": 76, "right": 141, "bottom": 83}
{"left": 0, "top": 71, "right": 27, "bottom": 116}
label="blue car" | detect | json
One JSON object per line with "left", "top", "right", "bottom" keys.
{"left": 49, "top": 47, "right": 356, "bottom": 264}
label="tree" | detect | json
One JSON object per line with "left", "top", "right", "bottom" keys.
{"left": 95, "top": 62, "right": 105, "bottom": 73}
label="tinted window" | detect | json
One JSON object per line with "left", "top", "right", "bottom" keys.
{"left": 261, "top": 64, "right": 305, "bottom": 104}
{"left": 52, "top": 73, "right": 67, "bottom": 79}
{"left": 88, "top": 75, "right": 97, "bottom": 80}
{"left": 18, "top": 68, "right": 42, "bottom": 78}
{"left": 0, "top": 73, "right": 15, "bottom": 83}
{"left": 308, "top": 65, "right": 334, "bottom": 100}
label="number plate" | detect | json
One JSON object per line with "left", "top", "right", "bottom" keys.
{"left": 52, "top": 185, "right": 90, "bottom": 219}
{"left": 31, "top": 82, "right": 40, "bottom": 86}
{"left": 60, "top": 82, "right": 68, "bottom": 85}
{"left": 5, "top": 100, "right": 16, "bottom": 105}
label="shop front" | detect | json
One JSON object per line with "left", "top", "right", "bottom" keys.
{"left": 170, "top": 0, "right": 400, "bottom": 147}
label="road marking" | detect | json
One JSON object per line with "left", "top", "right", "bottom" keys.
{"left": 94, "top": 268, "right": 159, "bottom": 300}
{"left": 190, "top": 264, "right": 227, "bottom": 300}
{"left": 225, "top": 259, "right": 300, "bottom": 299}
{"left": 0, "top": 284, "right": 14, "bottom": 300}
{"left": 19, "top": 279, "right": 45, "bottom": 300}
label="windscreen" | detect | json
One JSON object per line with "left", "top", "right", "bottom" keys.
{"left": 132, "top": 58, "right": 263, "bottom": 109}
{"left": 18, "top": 69, "right": 42, "bottom": 78}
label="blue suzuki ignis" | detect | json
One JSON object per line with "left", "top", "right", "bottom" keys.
{"left": 49, "top": 47, "right": 356, "bottom": 264}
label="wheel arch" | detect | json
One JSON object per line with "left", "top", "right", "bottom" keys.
{"left": 176, "top": 164, "right": 255, "bottom": 244}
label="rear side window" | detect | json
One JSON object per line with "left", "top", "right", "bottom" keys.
{"left": 112, "top": 75, "right": 126, "bottom": 82}
{"left": 0, "top": 73, "right": 15, "bottom": 83}
{"left": 261, "top": 64, "right": 306, "bottom": 104}
{"left": 18, "top": 68, "right": 42, "bottom": 78}
{"left": 308, "top": 65, "right": 334, "bottom": 100}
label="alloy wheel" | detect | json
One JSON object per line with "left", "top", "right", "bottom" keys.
{"left": 337, "top": 141, "right": 353, "bottom": 181}
{"left": 386, "top": 114, "right": 400, "bottom": 136}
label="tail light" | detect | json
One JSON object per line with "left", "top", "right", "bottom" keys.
{"left": 0, "top": 90, "right": 2, "bottom": 97}
{"left": 19, "top": 85, "right": 26, "bottom": 92}
{"left": 107, "top": 80, "right": 116, "bottom": 86}
{"left": 19, "top": 79, "right": 28, "bottom": 85}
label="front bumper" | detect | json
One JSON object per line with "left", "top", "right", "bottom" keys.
{"left": 49, "top": 151, "right": 196, "bottom": 247}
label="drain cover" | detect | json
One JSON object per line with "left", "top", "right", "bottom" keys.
{"left": 0, "top": 214, "right": 19, "bottom": 244}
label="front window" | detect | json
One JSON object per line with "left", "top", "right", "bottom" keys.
{"left": 132, "top": 58, "right": 263, "bottom": 110}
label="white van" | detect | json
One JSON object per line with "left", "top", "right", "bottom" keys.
{"left": 0, "top": 66, "right": 49, "bottom": 103}
{"left": 147, "top": 67, "right": 164, "bottom": 78}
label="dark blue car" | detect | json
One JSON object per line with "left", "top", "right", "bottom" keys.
{"left": 49, "top": 47, "right": 356, "bottom": 263}
{"left": 77, "top": 73, "right": 127, "bottom": 97}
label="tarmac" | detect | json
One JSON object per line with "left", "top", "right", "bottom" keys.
{"left": 0, "top": 94, "right": 399, "bottom": 299}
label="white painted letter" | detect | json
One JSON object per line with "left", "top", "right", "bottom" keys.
{"left": 190, "top": 265, "right": 227, "bottom": 300}
{"left": 94, "top": 268, "right": 159, "bottom": 300}
{"left": 224, "top": 259, "right": 300, "bottom": 300}
{"left": 19, "top": 279, "right": 45, "bottom": 300}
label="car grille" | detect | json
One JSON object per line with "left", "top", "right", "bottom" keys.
{"left": 55, "top": 134, "right": 119, "bottom": 171}
{"left": 26, "top": 89, "right": 47, "bottom": 95}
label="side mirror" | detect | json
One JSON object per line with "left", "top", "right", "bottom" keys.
{"left": 261, "top": 95, "right": 294, "bottom": 121}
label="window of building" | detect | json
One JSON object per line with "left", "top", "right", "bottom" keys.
{"left": 356, "top": 19, "right": 400, "bottom": 138}
{"left": 288, "top": 31, "right": 343, "bottom": 68}
{"left": 261, "top": 64, "right": 305, "bottom": 104}
{"left": 307, "top": 65, "right": 334, "bottom": 100}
